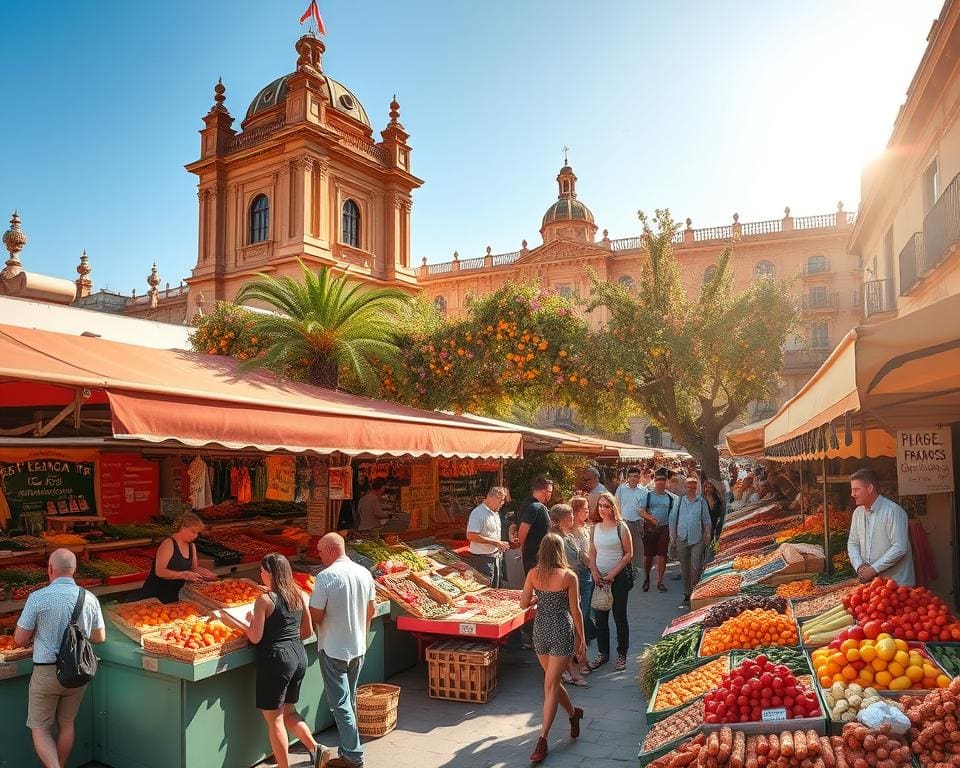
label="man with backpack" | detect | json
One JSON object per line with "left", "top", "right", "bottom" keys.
{"left": 640, "top": 469, "right": 677, "bottom": 593}
{"left": 15, "top": 548, "right": 105, "bottom": 768}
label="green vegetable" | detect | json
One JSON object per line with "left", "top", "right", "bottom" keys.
{"left": 639, "top": 626, "right": 702, "bottom": 697}
{"left": 929, "top": 644, "right": 960, "bottom": 676}
{"left": 731, "top": 646, "right": 811, "bottom": 675}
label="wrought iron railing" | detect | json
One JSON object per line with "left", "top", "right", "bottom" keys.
{"left": 802, "top": 259, "right": 832, "bottom": 275}
{"left": 863, "top": 279, "right": 896, "bottom": 318}
{"left": 783, "top": 348, "right": 831, "bottom": 371}
{"left": 898, "top": 231, "right": 924, "bottom": 295}
{"left": 800, "top": 292, "right": 839, "bottom": 311}
{"left": 922, "top": 172, "right": 960, "bottom": 274}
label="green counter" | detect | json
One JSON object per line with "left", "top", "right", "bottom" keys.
{"left": 0, "top": 603, "right": 389, "bottom": 768}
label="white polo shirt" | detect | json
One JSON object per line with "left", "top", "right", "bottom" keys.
{"left": 310, "top": 556, "right": 376, "bottom": 662}
{"left": 467, "top": 502, "right": 502, "bottom": 556}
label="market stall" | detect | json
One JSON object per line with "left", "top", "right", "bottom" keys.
{"left": 0, "top": 323, "right": 524, "bottom": 768}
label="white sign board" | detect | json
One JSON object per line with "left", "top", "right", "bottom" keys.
{"left": 896, "top": 428, "right": 954, "bottom": 495}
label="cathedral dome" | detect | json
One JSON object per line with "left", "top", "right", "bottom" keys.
{"left": 245, "top": 73, "right": 371, "bottom": 128}
{"left": 541, "top": 197, "right": 595, "bottom": 227}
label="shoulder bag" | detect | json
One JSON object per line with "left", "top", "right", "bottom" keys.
{"left": 615, "top": 523, "right": 636, "bottom": 591}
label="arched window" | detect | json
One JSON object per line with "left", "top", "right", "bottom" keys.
{"left": 618, "top": 275, "right": 636, "bottom": 292}
{"left": 434, "top": 295, "right": 447, "bottom": 316}
{"left": 807, "top": 255, "right": 827, "bottom": 274}
{"left": 755, "top": 260, "right": 775, "bottom": 279}
{"left": 342, "top": 199, "right": 360, "bottom": 248}
{"left": 644, "top": 425, "right": 662, "bottom": 448}
{"left": 703, "top": 264, "right": 718, "bottom": 284}
{"left": 249, "top": 195, "right": 269, "bottom": 244}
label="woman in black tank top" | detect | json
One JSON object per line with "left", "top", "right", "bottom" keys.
{"left": 245, "top": 553, "right": 317, "bottom": 768}
{"left": 141, "top": 513, "right": 213, "bottom": 604}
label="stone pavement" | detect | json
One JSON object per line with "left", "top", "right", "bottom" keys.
{"left": 268, "top": 566, "right": 685, "bottom": 768}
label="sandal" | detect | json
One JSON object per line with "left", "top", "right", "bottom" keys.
{"left": 642, "top": 579, "right": 650, "bottom": 592}
{"left": 615, "top": 655, "right": 627, "bottom": 671}
{"left": 569, "top": 676, "right": 589, "bottom": 687}
{"left": 657, "top": 583, "right": 667, "bottom": 592}
{"left": 587, "top": 654, "right": 608, "bottom": 671}
{"left": 562, "top": 672, "right": 576, "bottom": 684}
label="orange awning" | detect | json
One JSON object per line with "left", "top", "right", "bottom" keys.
{"left": 764, "top": 293, "right": 960, "bottom": 460}
{"left": 724, "top": 419, "right": 769, "bottom": 457}
{"left": 0, "top": 324, "right": 523, "bottom": 459}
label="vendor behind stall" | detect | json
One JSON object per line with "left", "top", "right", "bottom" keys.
{"left": 141, "top": 512, "right": 215, "bottom": 603}
{"left": 356, "top": 479, "right": 390, "bottom": 531}
{"left": 847, "top": 468, "right": 915, "bottom": 587}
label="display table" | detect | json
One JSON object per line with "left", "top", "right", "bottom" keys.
{"left": 396, "top": 606, "right": 534, "bottom": 658}
{"left": 0, "top": 604, "right": 389, "bottom": 768}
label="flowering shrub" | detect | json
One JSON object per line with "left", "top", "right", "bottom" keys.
{"left": 190, "top": 302, "right": 266, "bottom": 363}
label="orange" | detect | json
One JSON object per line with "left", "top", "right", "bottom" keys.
{"left": 937, "top": 675, "right": 952, "bottom": 688}
{"left": 871, "top": 658, "right": 888, "bottom": 672}
{"left": 841, "top": 666, "right": 858, "bottom": 681}
{"left": 887, "top": 662, "right": 905, "bottom": 678}
{"left": 874, "top": 670, "right": 893, "bottom": 688}
{"left": 905, "top": 666, "right": 924, "bottom": 683}
{"left": 893, "top": 650, "right": 910, "bottom": 666}
{"left": 846, "top": 648, "right": 861, "bottom": 662}
{"left": 859, "top": 645, "right": 877, "bottom": 662}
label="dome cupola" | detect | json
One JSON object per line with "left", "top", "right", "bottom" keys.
{"left": 540, "top": 162, "right": 598, "bottom": 244}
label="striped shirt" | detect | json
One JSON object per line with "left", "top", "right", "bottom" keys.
{"left": 16, "top": 577, "right": 105, "bottom": 663}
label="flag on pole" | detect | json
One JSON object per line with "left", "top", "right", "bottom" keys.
{"left": 299, "top": 0, "right": 326, "bottom": 36}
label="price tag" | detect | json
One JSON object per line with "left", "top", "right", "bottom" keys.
{"left": 141, "top": 655, "right": 159, "bottom": 673}
{"left": 216, "top": 658, "right": 230, "bottom": 673}
{"left": 0, "top": 662, "right": 17, "bottom": 680}
{"left": 458, "top": 623, "right": 477, "bottom": 636}
{"left": 761, "top": 707, "right": 788, "bottom": 722}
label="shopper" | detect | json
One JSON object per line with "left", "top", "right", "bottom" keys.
{"left": 246, "top": 553, "right": 320, "bottom": 768}
{"left": 567, "top": 497, "right": 595, "bottom": 660}
{"left": 520, "top": 533, "right": 586, "bottom": 764}
{"left": 702, "top": 478, "right": 726, "bottom": 542}
{"left": 580, "top": 466, "right": 607, "bottom": 518}
{"left": 518, "top": 476, "right": 554, "bottom": 649}
{"left": 311, "top": 533, "right": 377, "bottom": 768}
{"left": 615, "top": 466, "right": 647, "bottom": 571}
{"left": 15, "top": 549, "right": 106, "bottom": 768}
{"left": 670, "top": 477, "right": 712, "bottom": 607}
{"left": 141, "top": 512, "right": 215, "bottom": 604}
{"left": 640, "top": 469, "right": 675, "bottom": 593}
{"left": 847, "top": 468, "right": 915, "bottom": 587}
{"left": 587, "top": 491, "right": 633, "bottom": 673}
{"left": 549, "top": 502, "right": 590, "bottom": 686}
{"left": 356, "top": 479, "right": 390, "bottom": 531}
{"left": 465, "top": 486, "right": 510, "bottom": 588}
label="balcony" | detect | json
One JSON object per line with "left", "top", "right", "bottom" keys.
{"left": 783, "top": 348, "right": 831, "bottom": 372}
{"left": 898, "top": 231, "right": 924, "bottom": 295}
{"left": 863, "top": 278, "right": 896, "bottom": 319}
{"left": 801, "top": 259, "right": 833, "bottom": 277}
{"left": 922, "top": 172, "right": 960, "bottom": 274}
{"left": 800, "top": 292, "right": 839, "bottom": 313}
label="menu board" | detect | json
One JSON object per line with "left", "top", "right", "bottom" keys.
{"left": 99, "top": 453, "right": 160, "bottom": 523}
{"left": 0, "top": 451, "right": 97, "bottom": 527}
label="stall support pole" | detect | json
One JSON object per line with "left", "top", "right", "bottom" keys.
{"left": 799, "top": 461, "right": 806, "bottom": 524}
{"left": 822, "top": 456, "right": 832, "bottom": 577}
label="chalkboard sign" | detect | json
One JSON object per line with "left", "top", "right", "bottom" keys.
{"left": 0, "top": 454, "right": 97, "bottom": 528}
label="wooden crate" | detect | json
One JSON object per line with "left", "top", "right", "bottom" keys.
{"left": 426, "top": 639, "right": 498, "bottom": 703}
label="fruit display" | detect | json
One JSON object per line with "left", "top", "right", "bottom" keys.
{"left": 801, "top": 605, "right": 855, "bottom": 645}
{"left": 777, "top": 580, "right": 818, "bottom": 599}
{"left": 822, "top": 681, "right": 891, "bottom": 723}
{"left": 0, "top": 564, "right": 48, "bottom": 600}
{"left": 731, "top": 646, "right": 811, "bottom": 676}
{"left": 700, "top": 609, "right": 798, "bottom": 656}
{"left": 903, "top": 679, "right": 960, "bottom": 768}
{"left": 42, "top": 532, "right": 87, "bottom": 546}
{"left": 734, "top": 554, "right": 769, "bottom": 570}
{"left": 84, "top": 558, "right": 142, "bottom": 579}
{"left": 703, "top": 654, "right": 821, "bottom": 723}
{"left": 112, "top": 599, "right": 203, "bottom": 627}
{"left": 641, "top": 626, "right": 703, "bottom": 697}
{"left": 692, "top": 574, "right": 744, "bottom": 602}
{"left": 292, "top": 572, "right": 315, "bottom": 595}
{"left": 445, "top": 571, "right": 485, "bottom": 593}
{"left": 652, "top": 655, "right": 730, "bottom": 712}
{"left": 703, "top": 597, "right": 789, "bottom": 629}
{"left": 842, "top": 578, "right": 960, "bottom": 642}
{"left": 666, "top": 606, "right": 714, "bottom": 636}
{"left": 642, "top": 699, "right": 704, "bottom": 753}
{"left": 97, "top": 548, "right": 155, "bottom": 571}
{"left": 0, "top": 634, "right": 32, "bottom": 660}
{"left": 810, "top": 631, "right": 949, "bottom": 691}
{"left": 104, "top": 522, "right": 175, "bottom": 540}
{"left": 187, "top": 578, "right": 265, "bottom": 608}
{"left": 143, "top": 617, "right": 247, "bottom": 661}
{"left": 0, "top": 537, "right": 29, "bottom": 552}
{"left": 194, "top": 536, "right": 243, "bottom": 566}
{"left": 351, "top": 541, "right": 429, "bottom": 572}
{"left": 740, "top": 584, "right": 777, "bottom": 597}
{"left": 741, "top": 558, "right": 789, "bottom": 587}
{"left": 202, "top": 530, "right": 276, "bottom": 560}
{"left": 11, "top": 535, "right": 48, "bottom": 550}
{"left": 372, "top": 560, "right": 411, "bottom": 577}
{"left": 834, "top": 723, "right": 912, "bottom": 768}
{"left": 375, "top": 574, "right": 453, "bottom": 619}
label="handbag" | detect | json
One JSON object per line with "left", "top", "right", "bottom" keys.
{"left": 615, "top": 524, "right": 636, "bottom": 591}
{"left": 591, "top": 582, "right": 614, "bottom": 611}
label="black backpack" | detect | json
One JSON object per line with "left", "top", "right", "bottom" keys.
{"left": 56, "top": 588, "right": 98, "bottom": 688}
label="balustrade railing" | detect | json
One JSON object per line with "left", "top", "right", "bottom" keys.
{"left": 426, "top": 262, "right": 452, "bottom": 274}
{"left": 459, "top": 257, "right": 484, "bottom": 270}
{"left": 863, "top": 279, "right": 896, "bottom": 318}
{"left": 693, "top": 225, "right": 733, "bottom": 242}
{"left": 491, "top": 251, "right": 521, "bottom": 266}
{"left": 610, "top": 237, "right": 643, "bottom": 251}
{"left": 922, "top": 172, "right": 960, "bottom": 274}
{"left": 740, "top": 219, "right": 782, "bottom": 236}
{"left": 783, "top": 348, "right": 831, "bottom": 371}
{"left": 228, "top": 118, "right": 286, "bottom": 153}
{"left": 800, "top": 292, "right": 839, "bottom": 311}
{"left": 898, "top": 231, "right": 924, "bottom": 295}
{"left": 794, "top": 213, "right": 837, "bottom": 230}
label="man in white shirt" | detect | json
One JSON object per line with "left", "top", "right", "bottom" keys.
{"left": 310, "top": 533, "right": 377, "bottom": 768}
{"left": 466, "top": 486, "right": 510, "bottom": 588}
{"left": 15, "top": 549, "right": 106, "bottom": 768}
{"left": 615, "top": 466, "right": 648, "bottom": 569}
{"left": 847, "top": 468, "right": 915, "bottom": 587}
{"left": 356, "top": 479, "right": 389, "bottom": 531}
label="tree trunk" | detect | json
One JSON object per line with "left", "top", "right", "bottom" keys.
{"left": 699, "top": 435, "right": 722, "bottom": 486}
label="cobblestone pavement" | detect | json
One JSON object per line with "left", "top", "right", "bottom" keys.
{"left": 265, "top": 565, "right": 685, "bottom": 768}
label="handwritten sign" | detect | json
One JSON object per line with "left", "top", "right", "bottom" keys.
{"left": 0, "top": 453, "right": 96, "bottom": 527}
{"left": 761, "top": 707, "right": 788, "bottom": 722}
{"left": 458, "top": 623, "right": 477, "bottom": 636}
{"left": 897, "top": 429, "right": 954, "bottom": 495}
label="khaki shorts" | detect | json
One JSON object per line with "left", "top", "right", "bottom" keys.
{"left": 26, "top": 665, "right": 87, "bottom": 730}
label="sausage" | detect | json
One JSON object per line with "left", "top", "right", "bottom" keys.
{"left": 718, "top": 727, "right": 733, "bottom": 764}
{"left": 781, "top": 731, "right": 795, "bottom": 758}
{"left": 819, "top": 737, "right": 835, "bottom": 768}
{"left": 730, "top": 731, "right": 746, "bottom": 768}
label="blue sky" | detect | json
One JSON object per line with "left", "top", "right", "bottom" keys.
{"left": 0, "top": 1, "right": 941, "bottom": 295}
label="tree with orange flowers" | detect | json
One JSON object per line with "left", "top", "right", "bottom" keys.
{"left": 579, "top": 210, "right": 798, "bottom": 480}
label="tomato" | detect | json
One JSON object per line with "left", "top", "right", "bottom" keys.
{"left": 863, "top": 621, "right": 881, "bottom": 639}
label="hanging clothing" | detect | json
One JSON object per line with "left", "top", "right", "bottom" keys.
{"left": 188, "top": 457, "right": 212, "bottom": 510}
{"left": 236, "top": 466, "right": 252, "bottom": 504}
{"left": 230, "top": 465, "right": 240, "bottom": 498}
{"left": 265, "top": 456, "right": 296, "bottom": 501}
{"left": 252, "top": 462, "right": 267, "bottom": 502}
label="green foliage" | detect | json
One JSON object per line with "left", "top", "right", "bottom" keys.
{"left": 502, "top": 452, "right": 587, "bottom": 516}
{"left": 580, "top": 209, "right": 798, "bottom": 474}
{"left": 233, "top": 262, "right": 410, "bottom": 390}
{"left": 190, "top": 301, "right": 265, "bottom": 361}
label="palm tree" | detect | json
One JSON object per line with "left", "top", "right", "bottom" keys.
{"left": 234, "top": 261, "right": 409, "bottom": 390}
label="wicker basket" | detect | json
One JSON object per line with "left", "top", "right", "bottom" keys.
{"left": 0, "top": 645, "right": 33, "bottom": 662}
{"left": 141, "top": 632, "right": 248, "bottom": 664}
{"left": 182, "top": 578, "right": 265, "bottom": 611}
{"left": 106, "top": 599, "right": 205, "bottom": 644}
{"left": 356, "top": 684, "right": 401, "bottom": 738}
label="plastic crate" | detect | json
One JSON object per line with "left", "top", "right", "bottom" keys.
{"left": 426, "top": 639, "right": 498, "bottom": 703}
